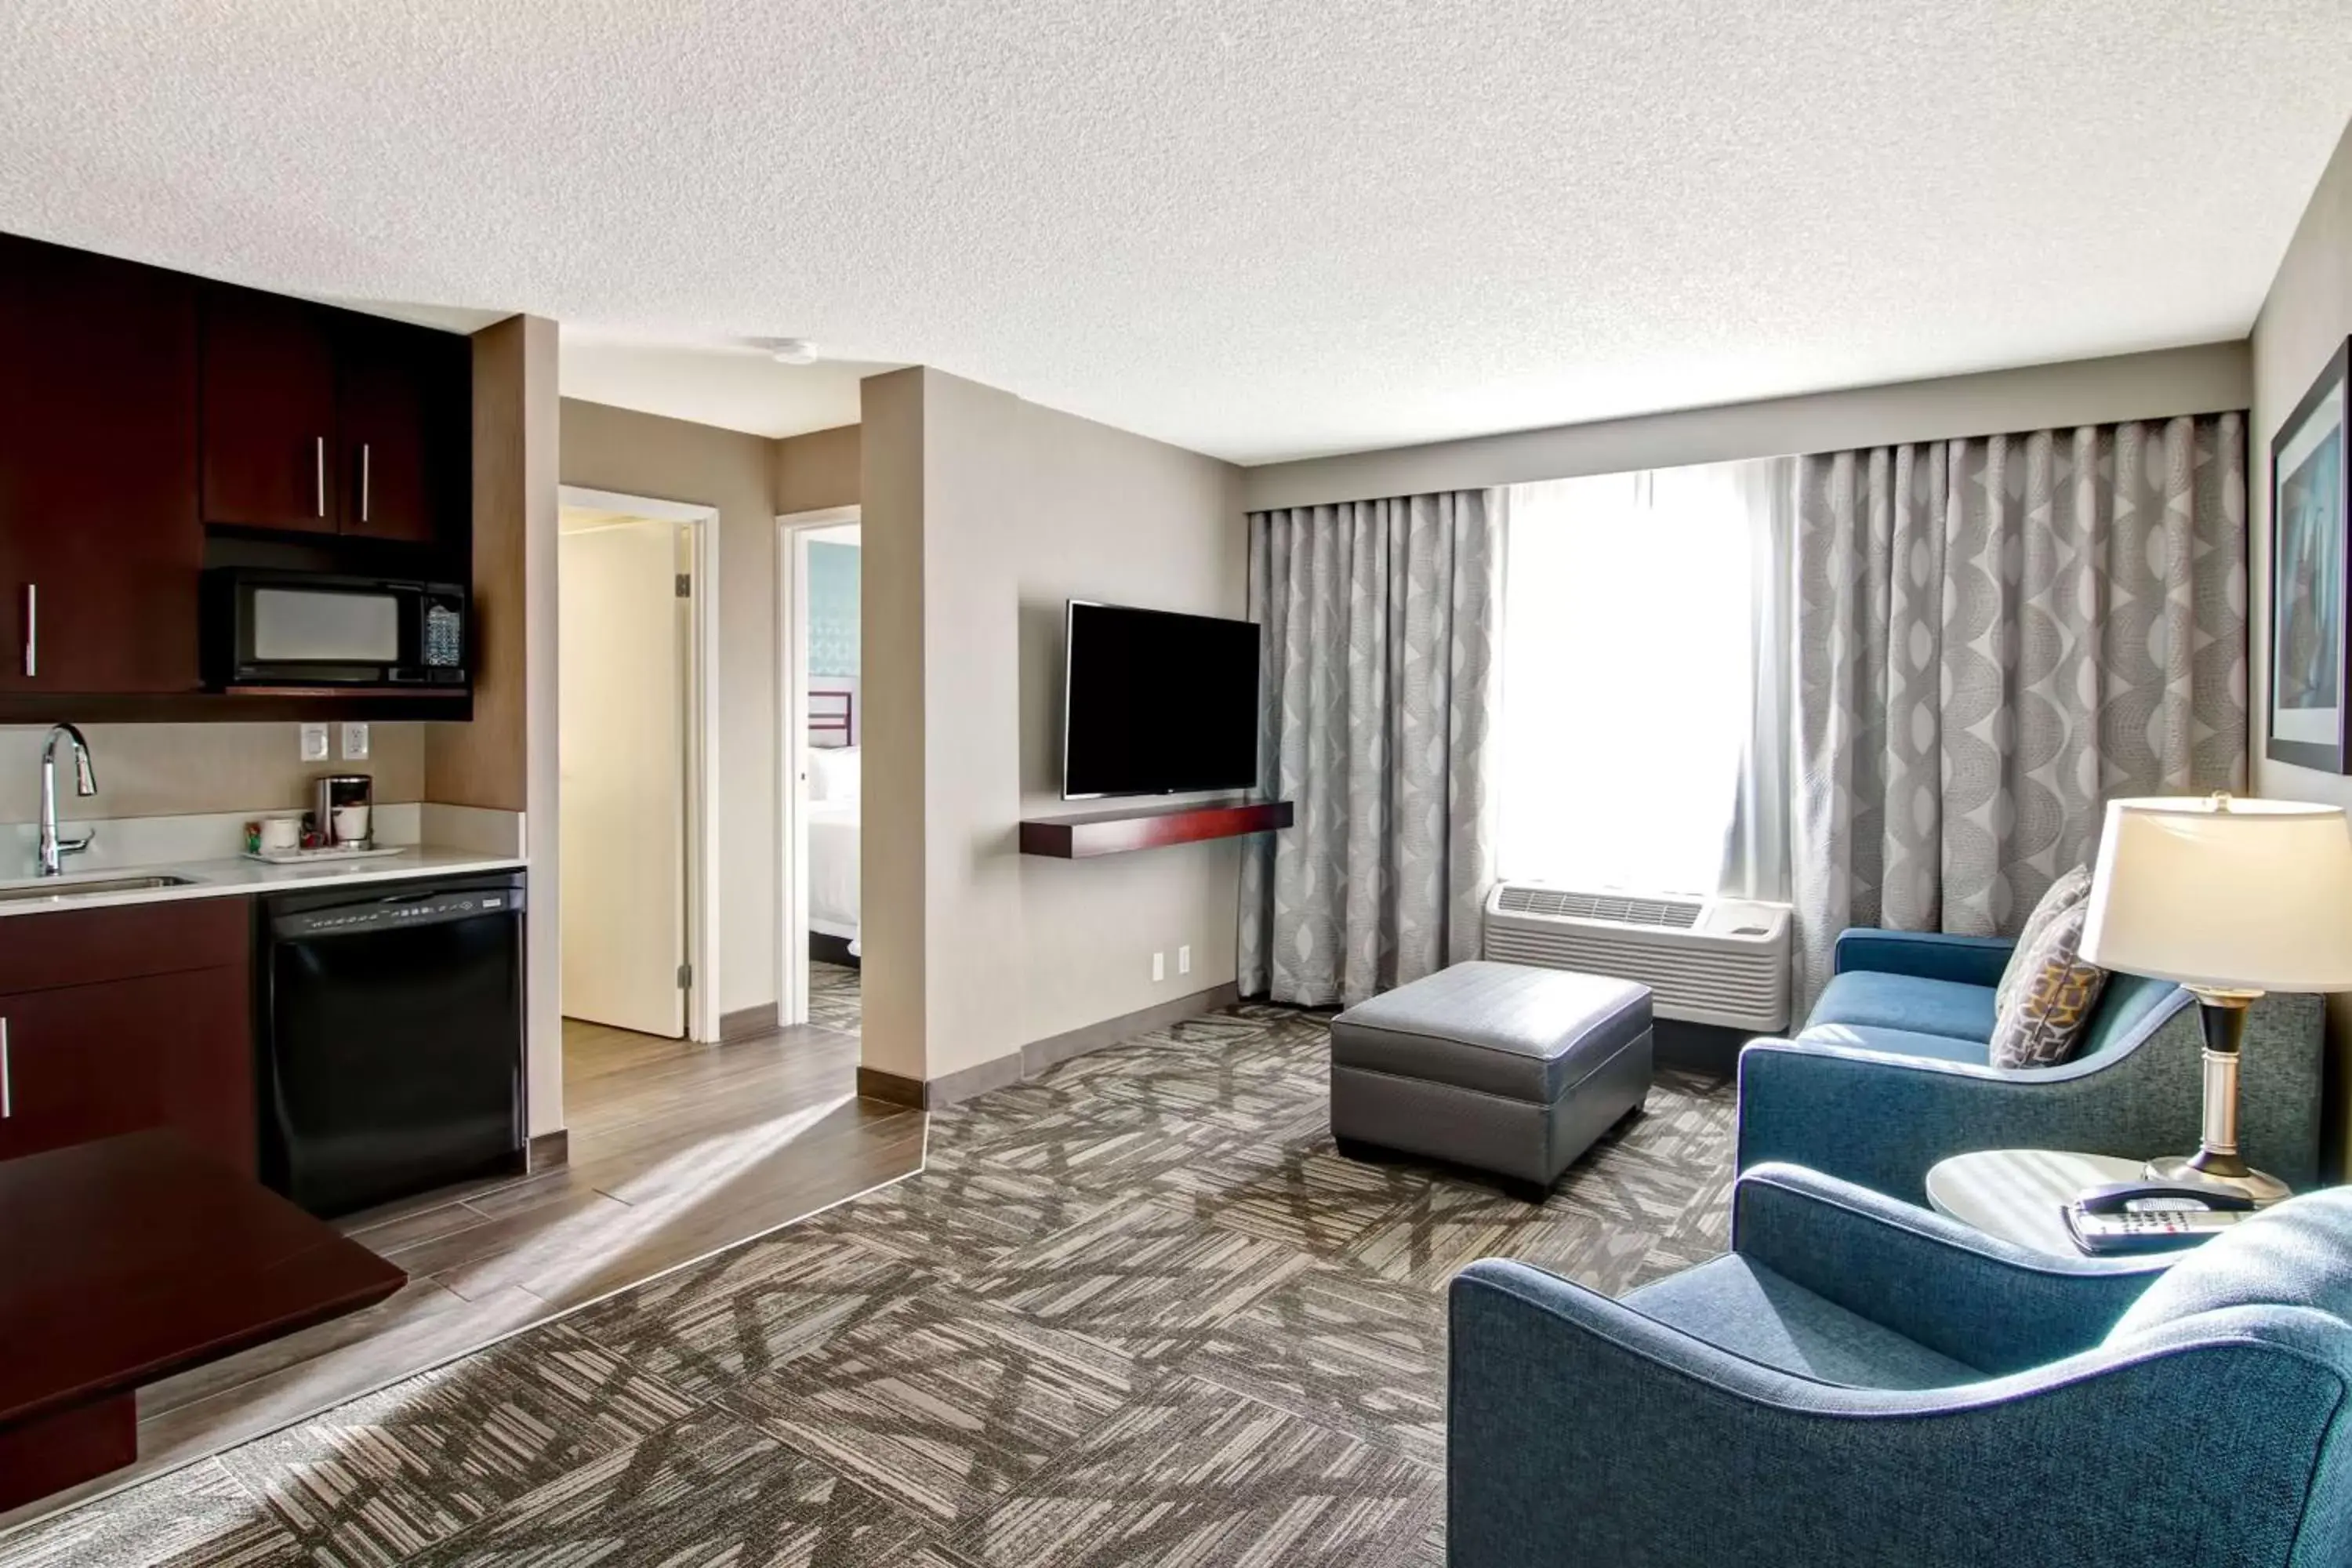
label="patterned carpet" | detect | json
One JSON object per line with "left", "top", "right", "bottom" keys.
{"left": 0, "top": 1000, "right": 1735, "bottom": 1567}
{"left": 808, "top": 959, "right": 863, "bottom": 1033}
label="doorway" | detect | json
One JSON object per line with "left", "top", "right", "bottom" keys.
{"left": 777, "top": 505, "right": 862, "bottom": 1032}
{"left": 557, "top": 485, "right": 722, "bottom": 1043}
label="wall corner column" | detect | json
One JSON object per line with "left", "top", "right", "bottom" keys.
{"left": 858, "top": 368, "right": 929, "bottom": 1087}
{"left": 429, "top": 313, "right": 562, "bottom": 1136}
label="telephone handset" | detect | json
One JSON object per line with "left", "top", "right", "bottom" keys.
{"left": 2063, "top": 1181, "right": 2256, "bottom": 1256}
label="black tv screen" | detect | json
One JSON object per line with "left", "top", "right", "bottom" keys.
{"left": 1063, "top": 601, "right": 1260, "bottom": 798}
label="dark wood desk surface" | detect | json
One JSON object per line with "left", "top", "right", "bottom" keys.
{"left": 0, "top": 1131, "right": 405, "bottom": 1505}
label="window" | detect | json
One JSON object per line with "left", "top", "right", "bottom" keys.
{"left": 1496, "top": 463, "right": 1773, "bottom": 896}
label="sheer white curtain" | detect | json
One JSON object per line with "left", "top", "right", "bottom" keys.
{"left": 1497, "top": 459, "right": 1791, "bottom": 899}
{"left": 1724, "top": 457, "right": 1794, "bottom": 902}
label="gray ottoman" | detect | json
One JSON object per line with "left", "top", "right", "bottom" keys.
{"left": 1330, "top": 960, "right": 1652, "bottom": 1199}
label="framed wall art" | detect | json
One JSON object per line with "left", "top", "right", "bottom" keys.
{"left": 2269, "top": 337, "right": 2350, "bottom": 775}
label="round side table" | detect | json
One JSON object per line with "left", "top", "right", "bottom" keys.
{"left": 1925, "top": 1149, "right": 2149, "bottom": 1259}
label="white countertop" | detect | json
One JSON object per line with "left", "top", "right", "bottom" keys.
{"left": 0, "top": 847, "right": 526, "bottom": 918}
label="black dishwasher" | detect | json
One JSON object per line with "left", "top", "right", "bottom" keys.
{"left": 258, "top": 871, "right": 527, "bottom": 1218}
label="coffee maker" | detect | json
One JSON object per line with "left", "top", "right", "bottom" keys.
{"left": 314, "top": 775, "right": 374, "bottom": 848}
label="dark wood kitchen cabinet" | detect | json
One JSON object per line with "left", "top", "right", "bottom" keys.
{"left": 335, "top": 313, "right": 470, "bottom": 544}
{"left": 0, "top": 234, "right": 205, "bottom": 695}
{"left": 198, "top": 285, "right": 340, "bottom": 535}
{"left": 0, "top": 233, "right": 473, "bottom": 719}
{"left": 0, "top": 899, "right": 253, "bottom": 1174}
{"left": 201, "top": 285, "right": 470, "bottom": 544}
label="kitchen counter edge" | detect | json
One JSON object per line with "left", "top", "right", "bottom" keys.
{"left": 0, "top": 850, "right": 528, "bottom": 919}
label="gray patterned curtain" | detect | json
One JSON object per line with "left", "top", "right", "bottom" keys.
{"left": 1793, "top": 414, "right": 2248, "bottom": 1004}
{"left": 1240, "top": 491, "right": 1502, "bottom": 1007}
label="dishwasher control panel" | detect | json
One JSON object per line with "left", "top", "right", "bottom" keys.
{"left": 273, "top": 884, "right": 524, "bottom": 938}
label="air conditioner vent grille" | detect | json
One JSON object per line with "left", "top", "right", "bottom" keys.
{"left": 1483, "top": 883, "right": 1791, "bottom": 1033}
{"left": 1494, "top": 886, "right": 1701, "bottom": 929}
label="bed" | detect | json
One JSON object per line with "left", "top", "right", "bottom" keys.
{"left": 807, "top": 743, "right": 861, "bottom": 954}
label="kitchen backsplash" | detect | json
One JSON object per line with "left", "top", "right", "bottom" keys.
{"left": 0, "top": 723, "right": 425, "bottom": 823}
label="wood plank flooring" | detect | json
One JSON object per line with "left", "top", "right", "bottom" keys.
{"left": 0, "top": 987, "right": 921, "bottom": 1534}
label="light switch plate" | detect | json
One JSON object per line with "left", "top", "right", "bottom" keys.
{"left": 340, "top": 722, "right": 371, "bottom": 760}
{"left": 1152, "top": 952, "right": 1166, "bottom": 983}
{"left": 299, "top": 723, "right": 329, "bottom": 762}
{"left": 1178, "top": 945, "right": 1192, "bottom": 976}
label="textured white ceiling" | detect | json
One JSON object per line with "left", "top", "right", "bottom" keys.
{"left": 554, "top": 329, "right": 884, "bottom": 438}
{"left": 295, "top": 307, "right": 877, "bottom": 437}
{"left": 4, "top": 2, "right": 2348, "bottom": 463}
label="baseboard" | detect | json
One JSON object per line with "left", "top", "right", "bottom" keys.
{"left": 853, "top": 982, "right": 1243, "bottom": 1111}
{"left": 926, "top": 1051, "right": 1027, "bottom": 1105}
{"left": 526, "top": 1130, "right": 568, "bottom": 1171}
{"left": 855, "top": 1053, "right": 1024, "bottom": 1109}
{"left": 1022, "top": 982, "right": 1242, "bottom": 1076}
{"left": 720, "top": 1003, "right": 779, "bottom": 1041}
{"left": 855, "top": 1066, "right": 927, "bottom": 1108}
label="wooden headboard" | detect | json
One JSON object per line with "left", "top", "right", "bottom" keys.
{"left": 809, "top": 683, "right": 855, "bottom": 747}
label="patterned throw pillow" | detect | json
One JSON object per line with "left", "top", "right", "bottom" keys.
{"left": 1994, "top": 864, "right": 2094, "bottom": 1014}
{"left": 1989, "top": 901, "right": 2110, "bottom": 1069}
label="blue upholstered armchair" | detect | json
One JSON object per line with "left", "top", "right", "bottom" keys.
{"left": 1449, "top": 1163, "right": 2352, "bottom": 1567}
{"left": 1737, "top": 927, "right": 2326, "bottom": 1204}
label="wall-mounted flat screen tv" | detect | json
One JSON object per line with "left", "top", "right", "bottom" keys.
{"left": 1062, "top": 601, "right": 1260, "bottom": 799}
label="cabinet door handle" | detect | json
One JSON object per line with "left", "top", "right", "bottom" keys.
{"left": 361, "top": 443, "right": 371, "bottom": 524}
{"left": 315, "top": 436, "right": 327, "bottom": 520}
{"left": 20, "top": 583, "right": 33, "bottom": 679}
{"left": 2, "top": 1016, "right": 13, "bottom": 1120}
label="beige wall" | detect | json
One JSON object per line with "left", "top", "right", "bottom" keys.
{"left": 558, "top": 397, "right": 779, "bottom": 1018}
{"left": 860, "top": 367, "right": 1245, "bottom": 1086}
{"left": 1242, "top": 342, "right": 2252, "bottom": 510}
{"left": 776, "top": 423, "right": 861, "bottom": 514}
{"left": 2249, "top": 114, "right": 2352, "bottom": 1175}
{"left": 914, "top": 370, "right": 1029, "bottom": 1080}
{"left": 0, "top": 722, "right": 424, "bottom": 823}
{"left": 1013, "top": 397, "right": 1247, "bottom": 1047}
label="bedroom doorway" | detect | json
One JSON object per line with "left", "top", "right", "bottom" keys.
{"left": 778, "top": 506, "right": 863, "bottom": 1033}
{"left": 558, "top": 485, "right": 724, "bottom": 1044}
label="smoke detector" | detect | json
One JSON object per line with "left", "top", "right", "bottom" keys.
{"left": 767, "top": 338, "right": 819, "bottom": 365}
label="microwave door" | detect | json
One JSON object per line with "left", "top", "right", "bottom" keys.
{"left": 245, "top": 586, "right": 401, "bottom": 683}
{"left": 207, "top": 568, "right": 469, "bottom": 688}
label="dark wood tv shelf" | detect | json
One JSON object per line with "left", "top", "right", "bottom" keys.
{"left": 1019, "top": 799, "right": 1294, "bottom": 858}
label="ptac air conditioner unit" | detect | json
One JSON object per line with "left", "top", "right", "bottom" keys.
{"left": 1482, "top": 884, "right": 1792, "bottom": 1033}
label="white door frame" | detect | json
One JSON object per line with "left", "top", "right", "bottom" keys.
{"left": 560, "top": 484, "right": 724, "bottom": 1044}
{"left": 776, "top": 504, "right": 862, "bottom": 1028}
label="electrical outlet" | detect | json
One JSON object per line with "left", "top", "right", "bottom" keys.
{"left": 340, "top": 722, "right": 371, "bottom": 760}
{"left": 299, "top": 723, "right": 329, "bottom": 762}
{"left": 1152, "top": 951, "right": 1166, "bottom": 983}
{"left": 1178, "top": 945, "right": 1192, "bottom": 976}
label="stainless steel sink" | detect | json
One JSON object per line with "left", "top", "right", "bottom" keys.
{"left": 0, "top": 873, "right": 201, "bottom": 902}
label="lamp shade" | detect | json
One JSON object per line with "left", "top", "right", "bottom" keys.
{"left": 2080, "top": 796, "right": 2352, "bottom": 993}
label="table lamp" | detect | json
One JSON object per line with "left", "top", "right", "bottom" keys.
{"left": 2080, "top": 794, "right": 2352, "bottom": 1205}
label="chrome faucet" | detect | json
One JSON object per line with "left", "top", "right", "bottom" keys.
{"left": 38, "top": 723, "right": 96, "bottom": 876}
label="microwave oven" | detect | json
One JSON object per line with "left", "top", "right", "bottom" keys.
{"left": 204, "top": 569, "right": 468, "bottom": 688}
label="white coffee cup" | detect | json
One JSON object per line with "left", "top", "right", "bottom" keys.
{"left": 332, "top": 804, "right": 371, "bottom": 845}
{"left": 259, "top": 816, "right": 302, "bottom": 853}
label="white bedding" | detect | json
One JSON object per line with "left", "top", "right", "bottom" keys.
{"left": 808, "top": 800, "right": 861, "bottom": 942}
